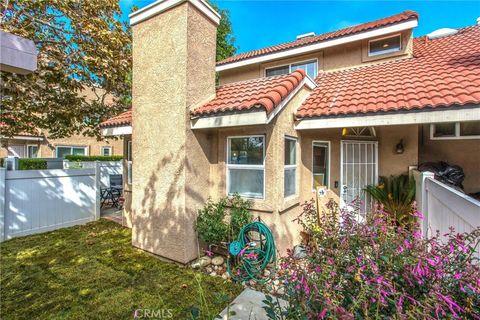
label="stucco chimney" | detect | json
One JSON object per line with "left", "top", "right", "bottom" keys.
{"left": 129, "top": 0, "right": 220, "bottom": 263}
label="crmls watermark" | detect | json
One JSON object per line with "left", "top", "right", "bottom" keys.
{"left": 133, "top": 308, "right": 173, "bottom": 319}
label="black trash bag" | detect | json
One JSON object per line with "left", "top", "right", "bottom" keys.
{"left": 418, "top": 161, "right": 465, "bottom": 189}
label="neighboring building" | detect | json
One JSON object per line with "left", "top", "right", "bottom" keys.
{"left": 0, "top": 30, "right": 37, "bottom": 74}
{"left": 0, "top": 132, "right": 123, "bottom": 158}
{"left": 101, "top": 0, "right": 480, "bottom": 264}
{"left": 1, "top": 87, "right": 124, "bottom": 158}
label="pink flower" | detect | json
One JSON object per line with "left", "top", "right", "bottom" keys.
{"left": 205, "top": 249, "right": 214, "bottom": 257}
{"left": 318, "top": 309, "right": 327, "bottom": 319}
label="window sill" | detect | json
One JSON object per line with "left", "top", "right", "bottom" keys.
{"left": 280, "top": 195, "right": 300, "bottom": 213}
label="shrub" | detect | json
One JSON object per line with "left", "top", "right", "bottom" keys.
{"left": 19, "top": 158, "right": 48, "bottom": 170}
{"left": 266, "top": 200, "right": 480, "bottom": 319}
{"left": 196, "top": 194, "right": 253, "bottom": 244}
{"left": 64, "top": 155, "right": 123, "bottom": 162}
{"left": 365, "top": 174, "right": 416, "bottom": 227}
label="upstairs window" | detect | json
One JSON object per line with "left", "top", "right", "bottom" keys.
{"left": 227, "top": 136, "right": 265, "bottom": 199}
{"left": 368, "top": 35, "right": 401, "bottom": 57}
{"left": 265, "top": 60, "right": 318, "bottom": 79}
{"left": 265, "top": 65, "right": 290, "bottom": 77}
{"left": 291, "top": 60, "right": 317, "bottom": 79}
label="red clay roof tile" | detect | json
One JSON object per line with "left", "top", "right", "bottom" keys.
{"left": 191, "top": 69, "right": 306, "bottom": 116}
{"left": 297, "top": 25, "right": 480, "bottom": 118}
{"left": 100, "top": 109, "right": 132, "bottom": 128}
{"left": 217, "top": 11, "right": 418, "bottom": 66}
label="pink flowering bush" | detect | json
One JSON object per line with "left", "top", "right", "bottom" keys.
{"left": 266, "top": 200, "right": 480, "bottom": 319}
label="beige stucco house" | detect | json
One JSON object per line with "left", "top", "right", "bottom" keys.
{"left": 1, "top": 87, "right": 124, "bottom": 159}
{"left": 101, "top": 0, "right": 480, "bottom": 264}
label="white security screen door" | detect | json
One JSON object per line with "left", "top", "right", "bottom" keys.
{"left": 340, "top": 141, "right": 378, "bottom": 214}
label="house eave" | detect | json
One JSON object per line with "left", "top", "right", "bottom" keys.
{"left": 191, "top": 76, "right": 316, "bottom": 129}
{"left": 216, "top": 19, "right": 418, "bottom": 72}
{"left": 101, "top": 125, "right": 132, "bottom": 136}
{"left": 294, "top": 105, "right": 480, "bottom": 130}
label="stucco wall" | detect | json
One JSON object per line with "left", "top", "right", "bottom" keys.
{"left": 298, "top": 124, "right": 418, "bottom": 199}
{"left": 131, "top": 2, "right": 217, "bottom": 264}
{"left": 218, "top": 30, "right": 413, "bottom": 85}
{"left": 418, "top": 125, "right": 480, "bottom": 193}
{"left": 209, "top": 88, "right": 311, "bottom": 254}
{"left": 377, "top": 125, "right": 418, "bottom": 177}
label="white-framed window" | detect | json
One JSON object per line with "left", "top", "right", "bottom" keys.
{"left": 101, "top": 146, "right": 112, "bottom": 156}
{"left": 284, "top": 136, "right": 297, "bottom": 198}
{"left": 27, "top": 145, "right": 39, "bottom": 158}
{"left": 227, "top": 135, "right": 265, "bottom": 199}
{"left": 55, "top": 146, "right": 87, "bottom": 158}
{"left": 430, "top": 121, "right": 480, "bottom": 140}
{"left": 265, "top": 59, "right": 318, "bottom": 79}
{"left": 368, "top": 34, "right": 401, "bottom": 57}
{"left": 312, "top": 141, "right": 330, "bottom": 190}
{"left": 127, "top": 140, "right": 132, "bottom": 185}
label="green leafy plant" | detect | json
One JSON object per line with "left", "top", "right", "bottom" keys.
{"left": 18, "top": 159, "right": 47, "bottom": 170}
{"left": 196, "top": 195, "right": 253, "bottom": 245}
{"left": 65, "top": 155, "right": 123, "bottom": 162}
{"left": 365, "top": 174, "right": 416, "bottom": 227}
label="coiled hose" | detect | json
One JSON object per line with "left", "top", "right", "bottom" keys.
{"left": 227, "top": 220, "right": 276, "bottom": 283}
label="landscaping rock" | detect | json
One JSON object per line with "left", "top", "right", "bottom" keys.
{"left": 212, "top": 256, "right": 225, "bottom": 266}
{"left": 205, "top": 266, "right": 213, "bottom": 273}
{"left": 263, "top": 269, "right": 271, "bottom": 277}
{"left": 191, "top": 256, "right": 211, "bottom": 269}
{"left": 209, "top": 271, "right": 217, "bottom": 277}
{"left": 198, "top": 256, "right": 211, "bottom": 267}
{"left": 221, "top": 273, "right": 230, "bottom": 280}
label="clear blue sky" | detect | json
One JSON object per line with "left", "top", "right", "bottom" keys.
{"left": 119, "top": 0, "right": 480, "bottom": 54}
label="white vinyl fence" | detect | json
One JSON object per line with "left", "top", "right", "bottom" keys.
{"left": 413, "top": 170, "right": 480, "bottom": 258}
{"left": 0, "top": 165, "right": 101, "bottom": 241}
{"left": 64, "top": 160, "right": 123, "bottom": 188}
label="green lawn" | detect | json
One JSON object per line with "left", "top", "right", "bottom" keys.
{"left": 0, "top": 219, "right": 242, "bottom": 319}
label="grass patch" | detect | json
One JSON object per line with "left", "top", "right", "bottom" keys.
{"left": 0, "top": 220, "right": 242, "bottom": 319}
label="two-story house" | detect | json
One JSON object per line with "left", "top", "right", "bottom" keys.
{"left": 101, "top": 0, "right": 480, "bottom": 264}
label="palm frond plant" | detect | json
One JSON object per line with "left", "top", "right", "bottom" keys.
{"left": 364, "top": 175, "right": 416, "bottom": 227}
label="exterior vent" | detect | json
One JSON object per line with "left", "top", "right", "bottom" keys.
{"left": 296, "top": 32, "right": 315, "bottom": 40}
{"left": 427, "top": 28, "right": 458, "bottom": 40}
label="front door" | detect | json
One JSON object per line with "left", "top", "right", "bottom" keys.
{"left": 340, "top": 140, "right": 378, "bottom": 214}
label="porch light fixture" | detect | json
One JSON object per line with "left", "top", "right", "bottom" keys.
{"left": 395, "top": 139, "right": 404, "bottom": 154}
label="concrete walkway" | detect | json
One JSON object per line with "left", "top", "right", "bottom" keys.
{"left": 218, "top": 288, "right": 288, "bottom": 320}
{"left": 101, "top": 207, "right": 125, "bottom": 226}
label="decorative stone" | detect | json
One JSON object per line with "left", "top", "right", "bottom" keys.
{"left": 263, "top": 269, "right": 271, "bottom": 277}
{"left": 198, "top": 256, "right": 211, "bottom": 267}
{"left": 273, "top": 280, "right": 280, "bottom": 286}
{"left": 205, "top": 266, "right": 213, "bottom": 273}
{"left": 221, "top": 273, "right": 229, "bottom": 280}
{"left": 212, "top": 256, "right": 225, "bottom": 266}
{"left": 209, "top": 271, "right": 217, "bottom": 277}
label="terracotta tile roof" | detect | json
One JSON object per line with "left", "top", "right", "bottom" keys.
{"left": 100, "top": 109, "right": 132, "bottom": 128}
{"left": 192, "top": 70, "right": 307, "bottom": 116}
{"left": 297, "top": 25, "right": 480, "bottom": 118}
{"left": 217, "top": 11, "right": 418, "bottom": 66}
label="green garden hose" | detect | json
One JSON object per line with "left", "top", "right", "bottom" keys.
{"left": 227, "top": 220, "right": 276, "bottom": 283}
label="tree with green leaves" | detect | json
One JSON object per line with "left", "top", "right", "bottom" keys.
{"left": 0, "top": 0, "right": 131, "bottom": 138}
{"left": 0, "top": 0, "right": 236, "bottom": 139}
{"left": 209, "top": 1, "right": 236, "bottom": 61}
